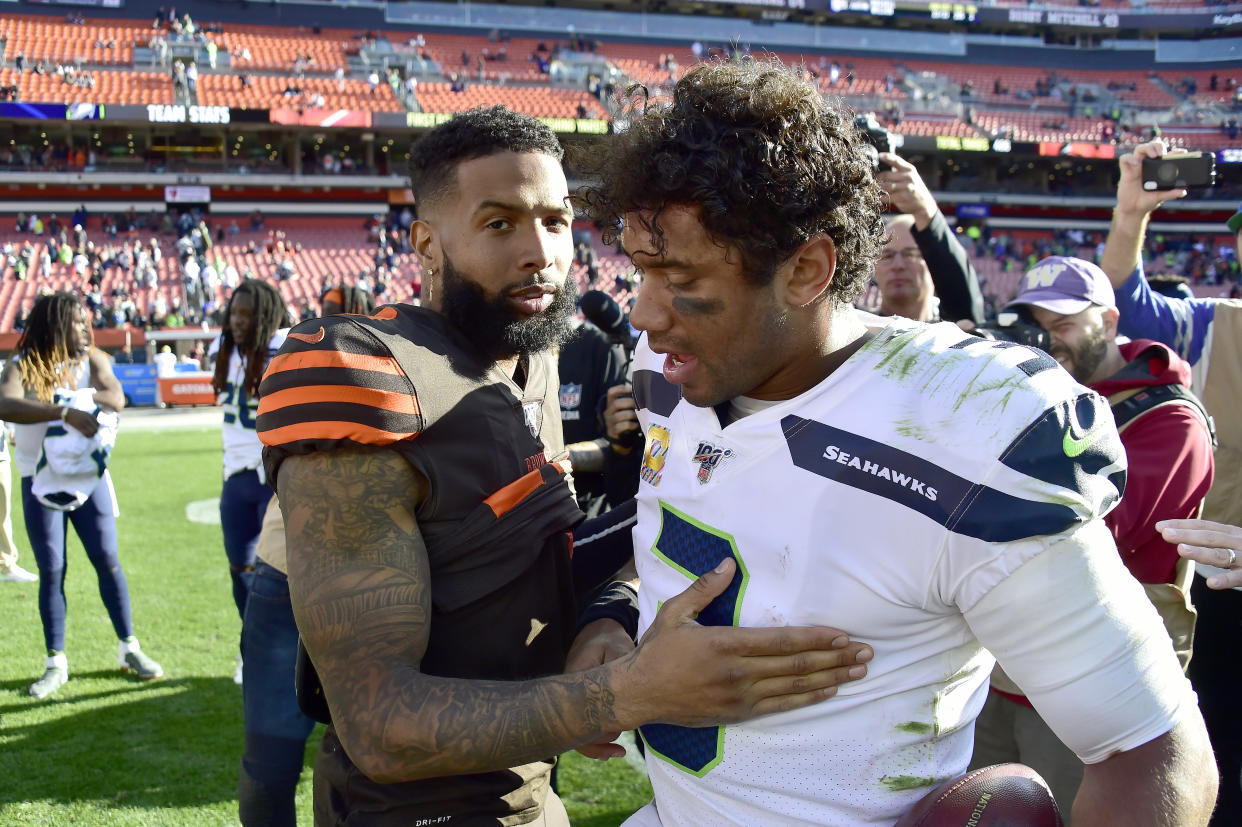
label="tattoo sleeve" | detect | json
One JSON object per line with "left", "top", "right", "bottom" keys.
{"left": 279, "top": 448, "right": 622, "bottom": 784}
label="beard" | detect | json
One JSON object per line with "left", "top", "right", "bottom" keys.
{"left": 1056, "top": 327, "right": 1109, "bottom": 385}
{"left": 438, "top": 253, "right": 577, "bottom": 360}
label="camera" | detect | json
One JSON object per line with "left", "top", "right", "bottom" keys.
{"left": 1142, "top": 152, "right": 1216, "bottom": 191}
{"left": 854, "top": 113, "right": 895, "bottom": 173}
{"left": 971, "top": 309, "right": 1050, "bottom": 352}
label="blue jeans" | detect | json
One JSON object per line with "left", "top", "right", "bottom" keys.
{"left": 220, "top": 469, "right": 274, "bottom": 621}
{"left": 21, "top": 475, "right": 132, "bottom": 653}
{"left": 239, "top": 561, "right": 316, "bottom": 827}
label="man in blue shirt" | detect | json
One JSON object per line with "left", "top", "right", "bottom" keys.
{"left": 1099, "top": 138, "right": 1242, "bottom": 826}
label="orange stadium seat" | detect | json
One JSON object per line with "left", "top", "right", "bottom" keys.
{"left": 901, "top": 60, "right": 1176, "bottom": 108}
{"left": 0, "top": 67, "right": 172, "bottom": 105}
{"left": 972, "top": 111, "right": 1112, "bottom": 143}
{"left": 414, "top": 82, "right": 607, "bottom": 119}
{"left": 197, "top": 73, "right": 402, "bottom": 112}
{"left": 220, "top": 24, "right": 355, "bottom": 73}
{"left": 391, "top": 33, "right": 558, "bottom": 84}
{"left": 896, "top": 116, "right": 980, "bottom": 139}
{"left": 1155, "top": 69, "right": 1240, "bottom": 106}
{"left": 1158, "top": 125, "right": 1242, "bottom": 151}
{"left": 0, "top": 15, "right": 146, "bottom": 66}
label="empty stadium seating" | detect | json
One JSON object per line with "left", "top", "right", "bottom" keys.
{"left": 1, "top": 10, "right": 1236, "bottom": 143}
{"left": 973, "top": 111, "right": 1113, "bottom": 143}
{"left": 895, "top": 115, "right": 981, "bottom": 139}
{"left": 0, "top": 15, "right": 146, "bottom": 67}
{"left": 903, "top": 60, "right": 1176, "bottom": 108}
{"left": 219, "top": 24, "right": 353, "bottom": 74}
{"left": 390, "top": 33, "right": 560, "bottom": 85}
{"left": 414, "top": 82, "right": 608, "bottom": 119}
{"left": 197, "top": 73, "right": 402, "bottom": 112}
{"left": 1156, "top": 69, "right": 1240, "bottom": 106}
{"left": 0, "top": 66, "right": 171, "bottom": 105}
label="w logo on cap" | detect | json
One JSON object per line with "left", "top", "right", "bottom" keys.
{"left": 1025, "top": 260, "right": 1066, "bottom": 289}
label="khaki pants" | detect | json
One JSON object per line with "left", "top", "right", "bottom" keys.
{"left": 970, "top": 691, "right": 1083, "bottom": 820}
{"left": 530, "top": 792, "right": 570, "bottom": 827}
{"left": 0, "top": 451, "right": 22, "bottom": 574}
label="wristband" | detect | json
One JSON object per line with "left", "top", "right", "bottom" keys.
{"left": 577, "top": 580, "right": 639, "bottom": 642}
{"left": 59, "top": 406, "right": 70, "bottom": 421}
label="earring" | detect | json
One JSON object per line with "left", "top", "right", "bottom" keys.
{"left": 423, "top": 268, "right": 434, "bottom": 304}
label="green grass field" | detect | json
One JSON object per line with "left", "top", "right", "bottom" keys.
{"left": 0, "top": 426, "right": 651, "bottom": 826}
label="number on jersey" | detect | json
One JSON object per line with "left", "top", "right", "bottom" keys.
{"left": 640, "top": 501, "right": 748, "bottom": 776}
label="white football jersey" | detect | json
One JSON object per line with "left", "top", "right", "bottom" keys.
{"left": 209, "top": 330, "right": 287, "bottom": 480}
{"left": 625, "top": 320, "right": 1137, "bottom": 826}
{"left": 10, "top": 354, "right": 91, "bottom": 478}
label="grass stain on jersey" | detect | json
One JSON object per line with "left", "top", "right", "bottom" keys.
{"left": 894, "top": 721, "right": 934, "bottom": 735}
{"left": 872, "top": 331, "right": 1030, "bottom": 443}
{"left": 880, "top": 774, "right": 947, "bottom": 792}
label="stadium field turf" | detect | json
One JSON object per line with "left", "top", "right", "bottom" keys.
{"left": 0, "top": 425, "right": 651, "bottom": 826}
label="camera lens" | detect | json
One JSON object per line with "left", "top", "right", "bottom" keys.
{"left": 1156, "top": 160, "right": 1180, "bottom": 185}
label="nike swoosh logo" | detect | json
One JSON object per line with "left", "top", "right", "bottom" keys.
{"left": 288, "top": 326, "right": 325, "bottom": 345}
{"left": 526, "top": 618, "right": 548, "bottom": 647}
{"left": 1062, "top": 425, "right": 1095, "bottom": 458}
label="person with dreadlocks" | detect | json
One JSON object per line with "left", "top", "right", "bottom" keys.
{"left": 319, "top": 282, "right": 375, "bottom": 316}
{"left": 208, "top": 278, "right": 291, "bottom": 686}
{"left": 0, "top": 291, "right": 163, "bottom": 699}
{"left": 234, "top": 284, "right": 370, "bottom": 826}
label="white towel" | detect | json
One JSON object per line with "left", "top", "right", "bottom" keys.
{"left": 31, "top": 388, "right": 120, "bottom": 512}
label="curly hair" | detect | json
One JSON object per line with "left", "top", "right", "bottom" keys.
{"left": 576, "top": 59, "right": 885, "bottom": 302}
{"left": 17, "top": 291, "right": 89, "bottom": 403}
{"left": 212, "top": 279, "right": 291, "bottom": 397}
{"left": 409, "top": 106, "right": 564, "bottom": 212}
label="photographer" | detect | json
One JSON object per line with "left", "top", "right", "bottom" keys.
{"left": 874, "top": 152, "right": 985, "bottom": 326}
{"left": 559, "top": 314, "right": 632, "bottom": 518}
{"left": 1098, "top": 138, "right": 1242, "bottom": 825}
{"left": 559, "top": 290, "right": 642, "bottom": 517}
{"left": 972, "top": 256, "right": 1215, "bottom": 813}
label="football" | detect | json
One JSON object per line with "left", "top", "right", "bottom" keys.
{"left": 893, "top": 763, "right": 1064, "bottom": 827}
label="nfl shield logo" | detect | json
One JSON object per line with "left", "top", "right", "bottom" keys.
{"left": 522, "top": 401, "right": 542, "bottom": 438}
{"left": 559, "top": 383, "right": 582, "bottom": 411}
{"left": 692, "top": 440, "right": 734, "bottom": 485}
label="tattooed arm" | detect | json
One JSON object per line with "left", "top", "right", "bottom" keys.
{"left": 281, "top": 447, "right": 874, "bottom": 784}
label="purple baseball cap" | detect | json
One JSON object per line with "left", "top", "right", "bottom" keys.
{"left": 1006, "top": 256, "right": 1116, "bottom": 315}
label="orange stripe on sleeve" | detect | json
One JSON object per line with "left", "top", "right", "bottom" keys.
{"left": 259, "top": 384, "right": 421, "bottom": 416}
{"left": 265, "top": 349, "right": 406, "bottom": 379}
{"left": 484, "top": 468, "right": 546, "bottom": 518}
{"left": 259, "top": 419, "right": 418, "bottom": 448}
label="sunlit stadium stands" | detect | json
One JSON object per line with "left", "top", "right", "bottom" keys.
{"left": 0, "top": 15, "right": 146, "bottom": 66}
{"left": 0, "top": 4, "right": 1236, "bottom": 339}
{"left": 219, "top": 25, "right": 353, "bottom": 74}
{"left": 0, "top": 67, "right": 171, "bottom": 105}
{"left": 414, "top": 82, "right": 608, "bottom": 119}
{"left": 197, "top": 73, "right": 402, "bottom": 112}
{"left": 903, "top": 60, "right": 1177, "bottom": 109}
{"left": 394, "top": 33, "right": 560, "bottom": 85}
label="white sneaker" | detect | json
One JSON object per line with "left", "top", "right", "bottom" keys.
{"left": 30, "top": 652, "right": 69, "bottom": 699}
{"left": 118, "top": 638, "right": 164, "bottom": 680}
{"left": 1, "top": 565, "right": 38, "bottom": 583}
{"left": 233, "top": 654, "right": 244, "bottom": 685}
